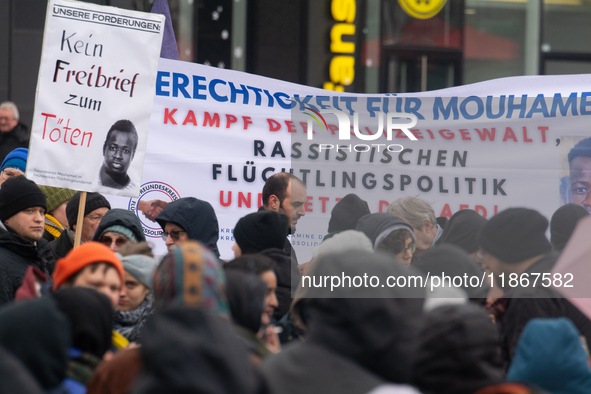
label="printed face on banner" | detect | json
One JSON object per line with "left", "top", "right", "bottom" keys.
{"left": 26, "top": 0, "right": 164, "bottom": 197}
{"left": 100, "top": 121, "right": 138, "bottom": 190}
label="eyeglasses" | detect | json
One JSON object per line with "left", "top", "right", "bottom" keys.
{"left": 406, "top": 242, "right": 417, "bottom": 254}
{"left": 161, "top": 230, "right": 186, "bottom": 241}
{"left": 100, "top": 235, "right": 128, "bottom": 248}
{"left": 1, "top": 168, "right": 24, "bottom": 180}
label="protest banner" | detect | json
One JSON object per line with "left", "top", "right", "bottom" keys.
{"left": 102, "top": 57, "right": 591, "bottom": 261}
{"left": 27, "top": 0, "right": 164, "bottom": 199}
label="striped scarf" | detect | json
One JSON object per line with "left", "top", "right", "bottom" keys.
{"left": 44, "top": 214, "right": 64, "bottom": 239}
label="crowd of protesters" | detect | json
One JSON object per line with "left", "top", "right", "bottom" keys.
{"left": 0, "top": 145, "right": 590, "bottom": 394}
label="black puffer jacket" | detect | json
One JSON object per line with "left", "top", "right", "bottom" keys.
{"left": 259, "top": 247, "right": 299, "bottom": 321}
{"left": 155, "top": 197, "right": 220, "bottom": 257}
{"left": 92, "top": 208, "right": 146, "bottom": 243}
{"left": 261, "top": 251, "right": 425, "bottom": 394}
{"left": 0, "top": 225, "right": 52, "bottom": 306}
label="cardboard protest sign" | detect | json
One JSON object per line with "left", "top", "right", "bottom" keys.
{"left": 27, "top": 0, "right": 164, "bottom": 197}
{"left": 102, "top": 58, "right": 591, "bottom": 261}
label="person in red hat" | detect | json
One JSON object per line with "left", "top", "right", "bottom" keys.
{"left": 52, "top": 242, "right": 124, "bottom": 308}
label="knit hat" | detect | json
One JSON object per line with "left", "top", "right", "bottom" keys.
{"left": 477, "top": 208, "right": 551, "bottom": 264}
{"left": 38, "top": 186, "right": 76, "bottom": 214}
{"left": 327, "top": 193, "right": 371, "bottom": 233}
{"left": 0, "top": 176, "right": 47, "bottom": 221}
{"left": 153, "top": 241, "right": 229, "bottom": 317}
{"left": 121, "top": 254, "right": 158, "bottom": 289}
{"left": 0, "top": 148, "right": 28, "bottom": 172}
{"left": 100, "top": 225, "right": 137, "bottom": 242}
{"left": 65, "top": 192, "right": 111, "bottom": 229}
{"left": 233, "top": 210, "right": 289, "bottom": 253}
{"left": 438, "top": 209, "right": 488, "bottom": 254}
{"left": 550, "top": 204, "right": 589, "bottom": 251}
{"left": 52, "top": 242, "right": 124, "bottom": 290}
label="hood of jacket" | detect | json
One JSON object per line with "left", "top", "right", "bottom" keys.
{"left": 225, "top": 270, "right": 266, "bottom": 333}
{"left": 92, "top": 208, "right": 146, "bottom": 243}
{"left": 0, "top": 296, "right": 70, "bottom": 390}
{"left": 412, "top": 304, "right": 504, "bottom": 394}
{"left": 135, "top": 307, "right": 267, "bottom": 394}
{"left": 414, "top": 244, "right": 488, "bottom": 301}
{"left": 436, "top": 209, "right": 488, "bottom": 254}
{"left": 507, "top": 317, "right": 591, "bottom": 394}
{"left": 304, "top": 250, "right": 425, "bottom": 384}
{"left": 356, "top": 213, "right": 415, "bottom": 249}
{"left": 155, "top": 197, "right": 220, "bottom": 257}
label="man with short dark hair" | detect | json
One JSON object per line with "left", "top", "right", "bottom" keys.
{"left": 262, "top": 172, "right": 307, "bottom": 233}
{"left": 49, "top": 192, "right": 111, "bottom": 258}
{"left": 99, "top": 119, "right": 138, "bottom": 190}
{"left": 0, "top": 102, "right": 30, "bottom": 164}
{"left": 0, "top": 176, "right": 52, "bottom": 305}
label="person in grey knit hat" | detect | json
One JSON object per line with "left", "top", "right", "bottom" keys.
{"left": 113, "top": 242, "right": 158, "bottom": 342}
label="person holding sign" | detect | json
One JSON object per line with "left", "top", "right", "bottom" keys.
{"left": 99, "top": 120, "right": 138, "bottom": 190}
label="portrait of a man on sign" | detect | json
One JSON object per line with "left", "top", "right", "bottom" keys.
{"left": 99, "top": 119, "right": 138, "bottom": 190}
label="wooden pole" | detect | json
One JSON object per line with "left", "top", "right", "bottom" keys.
{"left": 73, "top": 191, "right": 87, "bottom": 248}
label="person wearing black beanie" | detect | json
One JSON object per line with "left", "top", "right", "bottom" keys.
{"left": 327, "top": 193, "right": 370, "bottom": 234}
{"left": 477, "top": 207, "right": 591, "bottom": 366}
{"left": 232, "top": 210, "right": 289, "bottom": 257}
{"left": 0, "top": 176, "right": 53, "bottom": 306}
{"left": 49, "top": 191, "right": 111, "bottom": 258}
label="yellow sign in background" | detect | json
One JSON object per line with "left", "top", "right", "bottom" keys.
{"left": 397, "top": 0, "right": 447, "bottom": 19}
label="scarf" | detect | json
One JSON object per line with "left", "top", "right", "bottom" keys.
{"left": 66, "top": 348, "right": 101, "bottom": 386}
{"left": 113, "top": 292, "right": 154, "bottom": 342}
{"left": 44, "top": 214, "right": 64, "bottom": 239}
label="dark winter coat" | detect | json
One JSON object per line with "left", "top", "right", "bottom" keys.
{"left": 0, "top": 122, "right": 30, "bottom": 164}
{"left": 412, "top": 304, "right": 504, "bottom": 394}
{"left": 49, "top": 229, "right": 73, "bottom": 260}
{"left": 0, "top": 225, "right": 52, "bottom": 306}
{"left": 0, "top": 345, "right": 44, "bottom": 394}
{"left": 261, "top": 251, "right": 425, "bottom": 394}
{"left": 92, "top": 208, "right": 146, "bottom": 243}
{"left": 259, "top": 247, "right": 299, "bottom": 321}
{"left": 134, "top": 307, "right": 268, "bottom": 394}
{"left": 0, "top": 295, "right": 70, "bottom": 391}
{"left": 155, "top": 197, "right": 220, "bottom": 257}
{"left": 498, "top": 251, "right": 591, "bottom": 365}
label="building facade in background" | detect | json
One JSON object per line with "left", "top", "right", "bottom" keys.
{"left": 1, "top": 0, "right": 590, "bottom": 127}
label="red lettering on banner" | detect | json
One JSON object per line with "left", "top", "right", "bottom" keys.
{"left": 226, "top": 114, "right": 237, "bottom": 128}
{"left": 522, "top": 126, "right": 533, "bottom": 142}
{"left": 379, "top": 200, "right": 389, "bottom": 212}
{"left": 459, "top": 129, "right": 471, "bottom": 140}
{"left": 238, "top": 192, "right": 251, "bottom": 208}
{"left": 243, "top": 116, "right": 253, "bottom": 130}
{"left": 182, "top": 110, "right": 197, "bottom": 126}
{"left": 502, "top": 127, "right": 518, "bottom": 142}
{"left": 319, "top": 197, "right": 329, "bottom": 213}
{"left": 220, "top": 191, "right": 231, "bottom": 207}
{"left": 475, "top": 128, "right": 495, "bottom": 141}
{"left": 203, "top": 112, "right": 220, "bottom": 127}
{"left": 164, "top": 108, "right": 177, "bottom": 124}
{"left": 285, "top": 121, "right": 297, "bottom": 133}
{"left": 268, "top": 118, "right": 281, "bottom": 131}
{"left": 440, "top": 204, "right": 453, "bottom": 218}
{"left": 410, "top": 129, "right": 423, "bottom": 139}
{"left": 538, "top": 126, "right": 548, "bottom": 143}
{"left": 305, "top": 196, "right": 313, "bottom": 212}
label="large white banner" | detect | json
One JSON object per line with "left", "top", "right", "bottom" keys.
{"left": 27, "top": 0, "right": 164, "bottom": 197}
{"left": 104, "top": 58, "right": 591, "bottom": 261}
